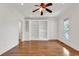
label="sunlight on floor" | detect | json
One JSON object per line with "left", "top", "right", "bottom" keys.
{"left": 63, "top": 47, "right": 70, "bottom": 56}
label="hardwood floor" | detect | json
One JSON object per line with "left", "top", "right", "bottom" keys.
{"left": 1, "top": 40, "right": 79, "bottom": 56}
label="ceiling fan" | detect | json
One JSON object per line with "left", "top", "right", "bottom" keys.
{"left": 32, "top": 3, "right": 52, "bottom": 15}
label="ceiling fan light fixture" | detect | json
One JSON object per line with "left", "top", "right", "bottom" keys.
{"left": 39, "top": 7, "right": 45, "bottom": 12}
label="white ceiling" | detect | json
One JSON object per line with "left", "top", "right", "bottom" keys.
{"left": 15, "top": 3, "right": 70, "bottom": 17}
{"left": 0, "top": 3, "right": 71, "bottom": 17}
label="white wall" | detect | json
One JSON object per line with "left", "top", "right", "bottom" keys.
{"left": 0, "top": 4, "right": 22, "bottom": 55}
{"left": 58, "top": 4, "right": 79, "bottom": 51}
{"left": 48, "top": 18, "right": 58, "bottom": 39}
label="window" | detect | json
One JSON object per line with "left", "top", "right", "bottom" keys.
{"left": 31, "top": 20, "right": 47, "bottom": 40}
{"left": 25, "top": 20, "right": 48, "bottom": 40}
{"left": 64, "top": 18, "right": 69, "bottom": 40}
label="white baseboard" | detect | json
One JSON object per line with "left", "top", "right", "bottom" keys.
{"left": 0, "top": 42, "right": 18, "bottom": 55}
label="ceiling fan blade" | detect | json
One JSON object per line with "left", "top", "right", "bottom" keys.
{"left": 32, "top": 8, "right": 39, "bottom": 12}
{"left": 46, "top": 8, "right": 52, "bottom": 13}
{"left": 34, "top": 5, "right": 39, "bottom": 6}
{"left": 41, "top": 11, "right": 43, "bottom": 15}
{"left": 46, "top": 3, "right": 52, "bottom": 7}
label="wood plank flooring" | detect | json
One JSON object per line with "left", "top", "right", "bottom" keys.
{"left": 1, "top": 40, "right": 79, "bottom": 56}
